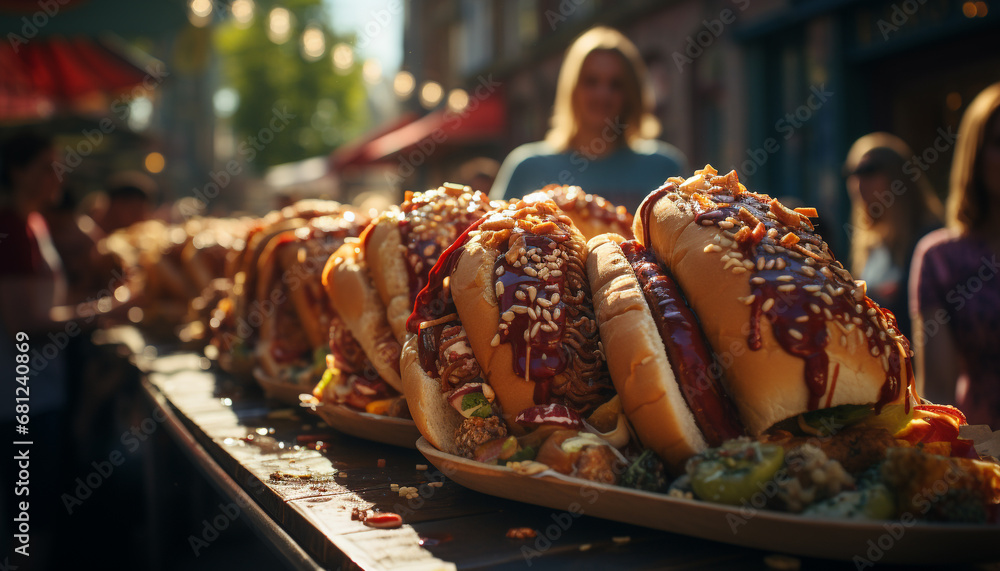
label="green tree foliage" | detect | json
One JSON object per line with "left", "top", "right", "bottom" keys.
{"left": 214, "top": 0, "right": 369, "bottom": 169}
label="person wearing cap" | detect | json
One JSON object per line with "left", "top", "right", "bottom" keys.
{"left": 843, "top": 132, "right": 943, "bottom": 342}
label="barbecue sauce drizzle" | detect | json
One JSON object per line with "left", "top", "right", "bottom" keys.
{"left": 493, "top": 232, "right": 571, "bottom": 405}
{"left": 620, "top": 240, "right": 745, "bottom": 445}
{"left": 407, "top": 215, "right": 489, "bottom": 380}
{"left": 396, "top": 189, "right": 492, "bottom": 305}
{"left": 638, "top": 176, "right": 912, "bottom": 413}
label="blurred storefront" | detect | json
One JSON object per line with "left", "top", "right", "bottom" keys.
{"left": 359, "top": 0, "right": 997, "bottom": 255}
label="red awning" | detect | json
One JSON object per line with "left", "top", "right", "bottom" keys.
{"left": 0, "top": 35, "right": 159, "bottom": 120}
{"left": 332, "top": 92, "right": 505, "bottom": 171}
{"left": 329, "top": 112, "right": 419, "bottom": 171}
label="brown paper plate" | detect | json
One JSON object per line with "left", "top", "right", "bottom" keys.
{"left": 252, "top": 367, "right": 315, "bottom": 406}
{"left": 416, "top": 437, "right": 1000, "bottom": 564}
{"left": 304, "top": 400, "right": 420, "bottom": 449}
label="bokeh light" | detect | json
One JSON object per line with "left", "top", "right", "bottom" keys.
{"left": 419, "top": 81, "right": 443, "bottom": 109}
{"left": 268, "top": 7, "right": 292, "bottom": 44}
{"left": 301, "top": 25, "right": 326, "bottom": 61}
{"left": 231, "top": 0, "right": 254, "bottom": 27}
{"left": 362, "top": 58, "right": 382, "bottom": 84}
{"left": 393, "top": 71, "right": 415, "bottom": 98}
{"left": 144, "top": 152, "right": 165, "bottom": 174}
{"left": 332, "top": 43, "right": 354, "bottom": 71}
{"left": 447, "top": 88, "right": 469, "bottom": 113}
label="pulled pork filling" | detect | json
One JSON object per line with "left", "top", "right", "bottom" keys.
{"left": 438, "top": 323, "right": 483, "bottom": 386}
{"left": 492, "top": 226, "right": 613, "bottom": 415}
{"left": 455, "top": 416, "right": 508, "bottom": 458}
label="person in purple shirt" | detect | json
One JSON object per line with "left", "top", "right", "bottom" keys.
{"left": 910, "top": 82, "right": 1000, "bottom": 428}
{"left": 489, "top": 26, "right": 687, "bottom": 213}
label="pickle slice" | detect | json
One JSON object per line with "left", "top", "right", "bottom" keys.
{"left": 690, "top": 441, "right": 784, "bottom": 506}
{"left": 802, "top": 485, "right": 896, "bottom": 520}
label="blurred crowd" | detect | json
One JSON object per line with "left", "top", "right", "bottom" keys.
{"left": 1, "top": 23, "right": 999, "bottom": 569}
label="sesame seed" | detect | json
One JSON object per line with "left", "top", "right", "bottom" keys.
{"left": 866, "top": 327, "right": 874, "bottom": 338}
{"left": 502, "top": 311, "right": 515, "bottom": 321}
{"left": 867, "top": 308, "right": 877, "bottom": 317}
{"left": 789, "top": 329, "right": 803, "bottom": 340}
{"left": 732, "top": 266, "right": 747, "bottom": 274}
{"left": 528, "top": 307, "right": 537, "bottom": 320}
{"left": 796, "top": 315, "right": 809, "bottom": 323}
{"left": 803, "top": 285, "right": 822, "bottom": 292}
{"left": 881, "top": 354, "right": 890, "bottom": 372}
{"left": 853, "top": 316, "right": 863, "bottom": 325}
{"left": 766, "top": 259, "right": 776, "bottom": 270}
{"left": 551, "top": 293, "right": 560, "bottom": 304}
{"left": 543, "top": 309, "right": 552, "bottom": 321}
{"left": 553, "top": 308, "right": 561, "bottom": 319}
{"left": 531, "top": 322, "right": 541, "bottom": 338}
{"left": 512, "top": 305, "right": 527, "bottom": 314}
{"left": 718, "top": 221, "right": 734, "bottom": 229}
{"left": 763, "top": 245, "right": 776, "bottom": 254}
{"left": 496, "top": 267, "right": 504, "bottom": 276}
{"left": 809, "top": 304, "right": 821, "bottom": 313}
{"left": 524, "top": 267, "right": 537, "bottom": 277}
{"left": 820, "top": 292, "right": 834, "bottom": 305}
{"left": 762, "top": 298, "right": 775, "bottom": 312}
{"left": 738, "top": 294, "right": 756, "bottom": 305}
{"left": 777, "top": 275, "right": 794, "bottom": 282}
{"left": 855, "top": 304, "right": 863, "bottom": 313}
{"left": 743, "top": 259, "right": 755, "bottom": 270}
{"left": 752, "top": 277, "right": 766, "bottom": 285}
{"left": 700, "top": 219, "right": 715, "bottom": 226}
{"left": 730, "top": 251, "right": 744, "bottom": 259}
{"left": 757, "top": 257, "right": 766, "bottom": 270}
{"left": 833, "top": 287, "right": 845, "bottom": 296}
{"left": 528, "top": 286, "right": 537, "bottom": 302}
{"left": 515, "top": 290, "right": 526, "bottom": 300}
{"left": 550, "top": 270, "right": 562, "bottom": 277}
{"left": 778, "top": 284, "right": 796, "bottom": 292}
{"left": 871, "top": 346, "right": 880, "bottom": 357}
{"left": 537, "top": 298, "right": 551, "bottom": 308}
{"left": 495, "top": 282, "right": 504, "bottom": 297}
{"left": 491, "top": 334, "right": 501, "bottom": 347}
{"left": 824, "top": 308, "right": 833, "bottom": 320}
{"left": 801, "top": 266, "right": 816, "bottom": 277}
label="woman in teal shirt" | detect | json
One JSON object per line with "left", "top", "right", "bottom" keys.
{"left": 490, "top": 26, "right": 687, "bottom": 213}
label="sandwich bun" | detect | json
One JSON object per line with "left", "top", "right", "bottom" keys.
{"left": 633, "top": 166, "right": 915, "bottom": 435}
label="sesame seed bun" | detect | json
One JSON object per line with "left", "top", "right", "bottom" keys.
{"left": 585, "top": 233, "right": 708, "bottom": 472}
{"left": 448, "top": 200, "right": 614, "bottom": 428}
{"left": 400, "top": 335, "right": 464, "bottom": 454}
{"left": 322, "top": 240, "right": 403, "bottom": 392}
{"left": 365, "top": 184, "right": 499, "bottom": 345}
{"left": 522, "top": 185, "right": 634, "bottom": 240}
{"left": 633, "top": 167, "right": 916, "bottom": 436}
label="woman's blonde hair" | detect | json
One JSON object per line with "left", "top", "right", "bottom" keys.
{"left": 544, "top": 26, "right": 660, "bottom": 153}
{"left": 946, "top": 82, "right": 1000, "bottom": 234}
{"left": 843, "top": 132, "right": 943, "bottom": 275}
